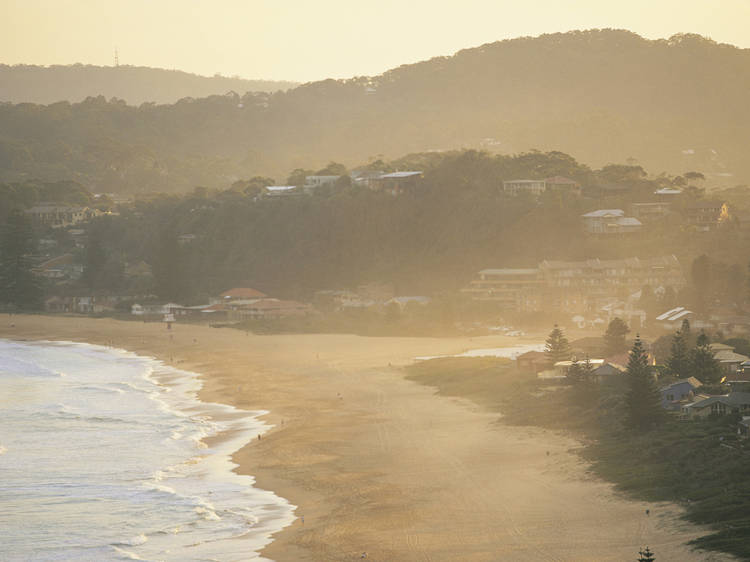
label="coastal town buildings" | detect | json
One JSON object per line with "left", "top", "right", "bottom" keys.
{"left": 25, "top": 204, "right": 102, "bottom": 228}
{"left": 581, "top": 209, "right": 642, "bottom": 234}
{"left": 462, "top": 255, "right": 686, "bottom": 315}
{"left": 502, "top": 179, "right": 546, "bottom": 196}
{"left": 685, "top": 200, "right": 730, "bottom": 231}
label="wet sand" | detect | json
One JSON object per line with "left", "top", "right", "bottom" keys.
{"left": 0, "top": 315, "right": 732, "bottom": 561}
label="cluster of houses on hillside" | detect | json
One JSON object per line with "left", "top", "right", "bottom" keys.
{"left": 579, "top": 200, "right": 731, "bottom": 235}
{"left": 462, "top": 255, "right": 685, "bottom": 316}
{"left": 463, "top": 254, "right": 750, "bottom": 334}
{"left": 260, "top": 171, "right": 424, "bottom": 198}
{"left": 25, "top": 203, "right": 108, "bottom": 228}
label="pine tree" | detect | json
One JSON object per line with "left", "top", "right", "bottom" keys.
{"left": 545, "top": 324, "right": 572, "bottom": 364}
{"left": 625, "top": 336, "right": 664, "bottom": 431}
{"left": 604, "top": 317, "right": 630, "bottom": 356}
{"left": 568, "top": 355, "right": 595, "bottom": 384}
{"left": 680, "top": 318, "right": 692, "bottom": 345}
{"left": 690, "top": 331, "right": 722, "bottom": 385}
{"left": 0, "top": 209, "right": 42, "bottom": 309}
{"left": 637, "top": 546, "right": 656, "bottom": 561}
{"left": 666, "top": 328, "right": 689, "bottom": 377}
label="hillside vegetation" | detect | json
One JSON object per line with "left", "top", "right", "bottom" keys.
{"left": 13, "top": 149, "right": 749, "bottom": 305}
{"left": 1, "top": 30, "right": 749, "bottom": 193}
{"left": 0, "top": 64, "right": 296, "bottom": 105}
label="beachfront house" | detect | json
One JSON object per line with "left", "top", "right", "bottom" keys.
{"left": 516, "top": 351, "right": 549, "bottom": 374}
{"left": 210, "top": 287, "right": 268, "bottom": 304}
{"left": 660, "top": 377, "right": 702, "bottom": 410}
{"left": 227, "top": 298, "right": 312, "bottom": 320}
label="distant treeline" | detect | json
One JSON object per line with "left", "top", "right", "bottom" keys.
{"left": 26, "top": 149, "right": 748, "bottom": 304}
{"left": 1, "top": 30, "right": 750, "bottom": 192}
{"left": 0, "top": 64, "right": 296, "bottom": 105}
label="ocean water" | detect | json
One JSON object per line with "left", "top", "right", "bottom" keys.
{"left": 0, "top": 339, "right": 295, "bottom": 561}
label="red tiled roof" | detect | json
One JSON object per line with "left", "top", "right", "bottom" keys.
{"left": 220, "top": 287, "right": 267, "bottom": 299}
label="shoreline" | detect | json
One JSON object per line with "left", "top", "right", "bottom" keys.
{"left": 0, "top": 315, "right": 733, "bottom": 561}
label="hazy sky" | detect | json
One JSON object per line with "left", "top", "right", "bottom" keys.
{"left": 2, "top": 0, "right": 749, "bottom": 82}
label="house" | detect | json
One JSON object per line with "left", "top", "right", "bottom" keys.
{"left": 712, "top": 347, "right": 750, "bottom": 375}
{"left": 350, "top": 170, "right": 384, "bottom": 186}
{"left": 654, "top": 188, "right": 682, "bottom": 196}
{"left": 25, "top": 204, "right": 101, "bottom": 228}
{"left": 684, "top": 201, "right": 730, "bottom": 231}
{"left": 261, "top": 185, "right": 299, "bottom": 198}
{"left": 682, "top": 392, "right": 750, "bottom": 419}
{"left": 304, "top": 176, "right": 340, "bottom": 191}
{"left": 544, "top": 176, "right": 581, "bottom": 196}
{"left": 554, "top": 359, "right": 625, "bottom": 382}
{"left": 516, "top": 351, "right": 549, "bottom": 373}
{"left": 32, "top": 254, "right": 82, "bottom": 281}
{"left": 591, "top": 361, "right": 626, "bottom": 382}
{"left": 368, "top": 171, "right": 423, "bottom": 195}
{"left": 45, "top": 295, "right": 125, "bottom": 314}
{"left": 630, "top": 202, "right": 672, "bottom": 222}
{"left": 131, "top": 302, "right": 183, "bottom": 316}
{"left": 660, "top": 377, "right": 702, "bottom": 410}
{"left": 655, "top": 307, "right": 698, "bottom": 331}
{"left": 460, "top": 268, "right": 544, "bottom": 311}
{"left": 503, "top": 179, "right": 546, "bottom": 196}
{"left": 227, "top": 298, "right": 311, "bottom": 320}
{"left": 581, "top": 209, "right": 642, "bottom": 234}
{"left": 212, "top": 287, "right": 268, "bottom": 304}
{"left": 538, "top": 255, "right": 685, "bottom": 313}
{"left": 462, "top": 255, "right": 686, "bottom": 314}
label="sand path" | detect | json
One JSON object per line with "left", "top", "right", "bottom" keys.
{"left": 0, "top": 315, "right": 732, "bottom": 561}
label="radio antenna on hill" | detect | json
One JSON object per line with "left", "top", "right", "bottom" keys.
{"left": 114, "top": 48, "right": 119, "bottom": 67}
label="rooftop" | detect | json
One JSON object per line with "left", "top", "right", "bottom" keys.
{"left": 220, "top": 287, "right": 268, "bottom": 299}
{"left": 581, "top": 209, "right": 625, "bottom": 218}
{"left": 379, "top": 171, "right": 423, "bottom": 179}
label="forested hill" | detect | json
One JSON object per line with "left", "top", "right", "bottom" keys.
{"left": 0, "top": 64, "right": 297, "bottom": 105}
{"left": 1, "top": 29, "right": 749, "bottom": 193}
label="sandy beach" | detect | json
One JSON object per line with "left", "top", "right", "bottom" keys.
{"left": 0, "top": 314, "right": 733, "bottom": 561}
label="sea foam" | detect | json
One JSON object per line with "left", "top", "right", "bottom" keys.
{"left": 0, "top": 339, "right": 295, "bottom": 561}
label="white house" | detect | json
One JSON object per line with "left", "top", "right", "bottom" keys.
{"left": 581, "top": 209, "right": 642, "bottom": 234}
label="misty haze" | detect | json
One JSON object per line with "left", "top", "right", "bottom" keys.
{"left": 2, "top": 2, "right": 750, "bottom": 561}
